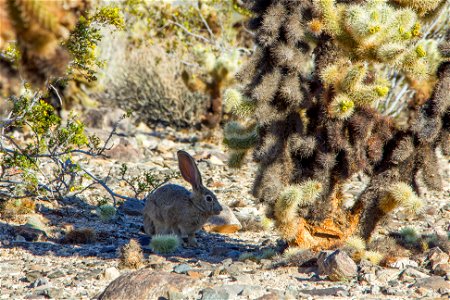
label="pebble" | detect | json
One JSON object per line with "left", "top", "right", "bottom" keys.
{"left": 173, "top": 264, "right": 192, "bottom": 274}
{"left": 201, "top": 287, "right": 230, "bottom": 300}
{"left": 433, "top": 263, "right": 450, "bottom": 277}
{"left": 103, "top": 267, "right": 120, "bottom": 281}
{"left": 25, "top": 271, "right": 43, "bottom": 283}
{"left": 318, "top": 250, "right": 357, "bottom": 281}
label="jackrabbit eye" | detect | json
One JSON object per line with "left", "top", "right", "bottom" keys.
{"left": 205, "top": 195, "right": 213, "bottom": 202}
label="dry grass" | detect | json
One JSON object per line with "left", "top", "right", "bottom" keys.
{"left": 0, "top": 198, "right": 36, "bottom": 222}
{"left": 62, "top": 228, "right": 97, "bottom": 244}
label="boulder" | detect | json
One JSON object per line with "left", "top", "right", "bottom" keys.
{"left": 97, "top": 269, "right": 195, "bottom": 300}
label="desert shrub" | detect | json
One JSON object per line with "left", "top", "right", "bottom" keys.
{"left": 98, "top": 44, "right": 209, "bottom": 128}
{"left": 94, "top": 0, "right": 251, "bottom": 128}
{"left": 62, "top": 227, "right": 96, "bottom": 244}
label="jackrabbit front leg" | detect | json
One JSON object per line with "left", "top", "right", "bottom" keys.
{"left": 178, "top": 226, "right": 198, "bottom": 247}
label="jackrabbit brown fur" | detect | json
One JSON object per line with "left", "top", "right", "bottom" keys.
{"left": 143, "top": 150, "right": 223, "bottom": 246}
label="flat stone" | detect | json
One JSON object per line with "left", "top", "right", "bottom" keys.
{"left": 241, "top": 285, "right": 266, "bottom": 298}
{"left": 219, "top": 285, "right": 246, "bottom": 297}
{"left": 400, "top": 267, "right": 430, "bottom": 279}
{"left": 232, "top": 274, "right": 253, "bottom": 285}
{"left": 156, "top": 140, "right": 176, "bottom": 153}
{"left": 31, "top": 278, "right": 48, "bottom": 288}
{"left": 47, "top": 270, "right": 65, "bottom": 279}
{"left": 98, "top": 270, "right": 195, "bottom": 300}
{"left": 299, "top": 287, "right": 348, "bottom": 297}
{"left": 414, "top": 276, "right": 450, "bottom": 291}
{"left": 427, "top": 247, "right": 449, "bottom": 270}
{"left": 0, "top": 260, "right": 22, "bottom": 275}
{"left": 201, "top": 287, "right": 230, "bottom": 300}
{"left": 25, "top": 271, "right": 43, "bottom": 283}
{"left": 104, "top": 138, "right": 142, "bottom": 162}
{"left": 375, "top": 268, "right": 400, "bottom": 284}
{"left": 255, "top": 292, "right": 280, "bottom": 300}
{"left": 186, "top": 270, "right": 203, "bottom": 279}
{"left": 173, "top": 264, "right": 192, "bottom": 274}
{"left": 318, "top": 250, "right": 357, "bottom": 281}
{"left": 45, "top": 288, "right": 64, "bottom": 299}
{"left": 14, "top": 225, "right": 46, "bottom": 242}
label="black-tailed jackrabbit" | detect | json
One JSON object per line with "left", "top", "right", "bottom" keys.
{"left": 143, "top": 150, "right": 223, "bottom": 246}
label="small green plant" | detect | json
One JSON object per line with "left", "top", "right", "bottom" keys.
{"left": 261, "top": 216, "right": 274, "bottom": 231}
{"left": 96, "top": 204, "right": 117, "bottom": 222}
{"left": 399, "top": 227, "right": 420, "bottom": 244}
{"left": 149, "top": 234, "right": 180, "bottom": 254}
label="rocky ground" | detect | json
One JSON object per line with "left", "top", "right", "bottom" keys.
{"left": 0, "top": 108, "right": 449, "bottom": 299}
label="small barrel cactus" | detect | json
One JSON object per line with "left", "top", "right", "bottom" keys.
{"left": 96, "top": 204, "right": 117, "bottom": 222}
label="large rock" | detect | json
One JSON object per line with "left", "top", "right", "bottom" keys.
{"left": 120, "top": 199, "right": 145, "bottom": 216}
{"left": 104, "top": 138, "right": 142, "bottom": 162}
{"left": 318, "top": 250, "right": 357, "bottom": 281}
{"left": 97, "top": 269, "right": 195, "bottom": 300}
{"left": 203, "top": 205, "right": 242, "bottom": 233}
{"left": 427, "top": 247, "right": 449, "bottom": 270}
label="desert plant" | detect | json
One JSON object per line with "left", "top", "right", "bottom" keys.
{"left": 149, "top": 234, "right": 180, "bottom": 254}
{"left": 62, "top": 227, "right": 96, "bottom": 244}
{"left": 96, "top": 204, "right": 117, "bottom": 222}
{"left": 0, "top": 1, "right": 125, "bottom": 114}
{"left": 224, "top": 0, "right": 449, "bottom": 250}
{"left": 0, "top": 198, "right": 35, "bottom": 220}
{"left": 110, "top": 0, "right": 252, "bottom": 128}
{"left": 0, "top": 91, "right": 169, "bottom": 209}
{"left": 98, "top": 45, "right": 210, "bottom": 128}
{"left": 117, "top": 163, "right": 177, "bottom": 199}
{"left": 118, "top": 239, "right": 144, "bottom": 269}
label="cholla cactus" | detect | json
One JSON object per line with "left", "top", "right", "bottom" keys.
{"left": 224, "top": 0, "right": 449, "bottom": 249}
{"left": 1, "top": 0, "right": 86, "bottom": 87}
{"left": 183, "top": 46, "right": 243, "bottom": 127}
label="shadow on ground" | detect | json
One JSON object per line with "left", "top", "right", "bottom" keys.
{"left": 0, "top": 195, "right": 272, "bottom": 264}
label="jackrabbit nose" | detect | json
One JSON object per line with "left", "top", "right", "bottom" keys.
{"left": 214, "top": 204, "right": 223, "bottom": 214}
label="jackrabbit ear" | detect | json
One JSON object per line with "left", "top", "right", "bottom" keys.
{"left": 177, "top": 150, "right": 203, "bottom": 190}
